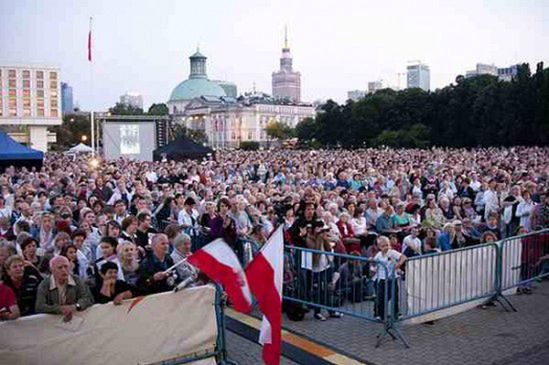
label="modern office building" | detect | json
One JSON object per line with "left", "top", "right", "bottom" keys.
{"left": 61, "top": 82, "right": 74, "bottom": 115}
{"left": 272, "top": 28, "right": 301, "bottom": 102}
{"left": 120, "top": 92, "right": 143, "bottom": 109}
{"left": 347, "top": 90, "right": 366, "bottom": 101}
{"left": 0, "top": 63, "right": 61, "bottom": 151}
{"left": 498, "top": 64, "right": 519, "bottom": 82}
{"left": 368, "top": 81, "right": 383, "bottom": 93}
{"left": 407, "top": 62, "right": 430, "bottom": 91}
{"left": 465, "top": 63, "right": 498, "bottom": 78}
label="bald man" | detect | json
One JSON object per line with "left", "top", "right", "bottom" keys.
{"left": 35, "top": 255, "right": 94, "bottom": 322}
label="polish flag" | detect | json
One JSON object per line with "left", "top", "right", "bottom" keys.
{"left": 245, "top": 226, "right": 284, "bottom": 365}
{"left": 187, "top": 238, "right": 252, "bottom": 313}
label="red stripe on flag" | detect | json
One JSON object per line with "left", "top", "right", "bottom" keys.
{"left": 188, "top": 249, "right": 252, "bottom": 313}
{"left": 246, "top": 253, "right": 282, "bottom": 365}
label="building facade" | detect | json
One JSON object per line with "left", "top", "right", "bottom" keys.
{"left": 465, "top": 63, "right": 498, "bottom": 78}
{"left": 368, "top": 81, "right": 383, "bottom": 93}
{"left": 271, "top": 29, "right": 301, "bottom": 102}
{"left": 0, "top": 63, "right": 61, "bottom": 151}
{"left": 175, "top": 93, "right": 315, "bottom": 148}
{"left": 347, "top": 90, "right": 366, "bottom": 101}
{"left": 498, "top": 64, "right": 519, "bottom": 82}
{"left": 407, "top": 62, "right": 430, "bottom": 91}
{"left": 120, "top": 92, "right": 143, "bottom": 109}
{"left": 61, "top": 82, "right": 74, "bottom": 115}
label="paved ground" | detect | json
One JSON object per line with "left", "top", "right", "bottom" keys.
{"left": 275, "top": 281, "right": 549, "bottom": 365}
{"left": 226, "top": 330, "right": 299, "bottom": 365}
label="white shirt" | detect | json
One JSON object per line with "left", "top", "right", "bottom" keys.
{"left": 402, "top": 235, "right": 422, "bottom": 254}
{"left": 373, "top": 249, "right": 402, "bottom": 280}
{"left": 351, "top": 217, "right": 367, "bottom": 236}
{"left": 516, "top": 200, "right": 535, "bottom": 231}
{"left": 178, "top": 208, "right": 200, "bottom": 236}
{"left": 483, "top": 189, "right": 500, "bottom": 219}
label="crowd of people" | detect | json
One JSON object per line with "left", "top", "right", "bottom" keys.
{"left": 0, "top": 146, "right": 548, "bottom": 322}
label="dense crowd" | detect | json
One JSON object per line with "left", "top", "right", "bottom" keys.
{"left": 0, "top": 147, "right": 548, "bottom": 322}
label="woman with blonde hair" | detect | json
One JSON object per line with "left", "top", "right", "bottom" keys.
{"left": 116, "top": 241, "right": 140, "bottom": 287}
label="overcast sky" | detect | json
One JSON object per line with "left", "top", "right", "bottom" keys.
{"left": 1, "top": 0, "right": 548, "bottom": 110}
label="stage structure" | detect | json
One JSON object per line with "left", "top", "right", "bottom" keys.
{"left": 100, "top": 114, "right": 170, "bottom": 161}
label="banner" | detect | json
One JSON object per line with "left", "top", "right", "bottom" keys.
{"left": 0, "top": 285, "right": 218, "bottom": 365}
{"left": 403, "top": 245, "right": 498, "bottom": 324}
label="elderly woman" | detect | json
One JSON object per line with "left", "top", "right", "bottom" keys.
{"left": 92, "top": 261, "right": 134, "bottom": 305}
{"left": 2, "top": 255, "right": 43, "bottom": 316}
{"left": 53, "top": 231, "right": 72, "bottom": 256}
{"left": 170, "top": 234, "right": 200, "bottom": 288}
{"left": 117, "top": 241, "right": 140, "bottom": 287}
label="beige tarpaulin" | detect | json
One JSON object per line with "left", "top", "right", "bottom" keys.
{"left": 0, "top": 285, "right": 218, "bottom": 365}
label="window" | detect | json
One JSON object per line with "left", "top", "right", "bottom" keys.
{"left": 37, "top": 80, "right": 44, "bottom": 88}
{"left": 50, "top": 109, "right": 58, "bottom": 117}
{"left": 37, "top": 108, "right": 44, "bottom": 116}
{"left": 36, "top": 71, "right": 44, "bottom": 79}
{"left": 8, "top": 79, "right": 16, "bottom": 88}
{"left": 49, "top": 72, "right": 57, "bottom": 80}
{"left": 36, "top": 90, "right": 44, "bottom": 98}
{"left": 50, "top": 81, "right": 57, "bottom": 89}
{"left": 8, "top": 70, "right": 16, "bottom": 78}
{"left": 22, "top": 70, "right": 30, "bottom": 78}
{"left": 22, "top": 79, "right": 30, "bottom": 88}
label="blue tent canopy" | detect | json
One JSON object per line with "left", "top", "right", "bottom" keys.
{"left": 0, "top": 131, "right": 44, "bottom": 161}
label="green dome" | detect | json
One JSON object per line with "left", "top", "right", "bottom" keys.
{"left": 169, "top": 78, "right": 226, "bottom": 102}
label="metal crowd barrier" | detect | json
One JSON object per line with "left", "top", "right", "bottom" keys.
{"left": 282, "top": 245, "right": 406, "bottom": 346}
{"left": 282, "top": 229, "right": 549, "bottom": 349}
{"left": 497, "top": 229, "right": 549, "bottom": 309}
{"left": 400, "top": 243, "right": 499, "bottom": 320}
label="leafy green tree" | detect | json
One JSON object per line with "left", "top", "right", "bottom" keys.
{"left": 265, "top": 121, "right": 294, "bottom": 140}
{"left": 109, "top": 102, "right": 144, "bottom": 115}
{"left": 148, "top": 103, "right": 169, "bottom": 116}
{"left": 50, "top": 114, "right": 92, "bottom": 149}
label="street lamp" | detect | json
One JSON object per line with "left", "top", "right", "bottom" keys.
{"left": 81, "top": 135, "right": 88, "bottom": 142}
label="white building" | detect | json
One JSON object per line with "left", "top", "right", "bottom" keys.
{"left": 465, "top": 63, "right": 498, "bottom": 78}
{"left": 0, "top": 63, "right": 61, "bottom": 151}
{"left": 176, "top": 93, "right": 315, "bottom": 148}
{"left": 368, "top": 80, "right": 383, "bottom": 94}
{"left": 407, "top": 61, "right": 430, "bottom": 91}
{"left": 120, "top": 92, "right": 143, "bottom": 109}
{"left": 347, "top": 90, "right": 366, "bottom": 102}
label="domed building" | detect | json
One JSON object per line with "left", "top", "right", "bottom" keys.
{"left": 167, "top": 49, "right": 227, "bottom": 114}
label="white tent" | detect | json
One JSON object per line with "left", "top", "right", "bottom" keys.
{"left": 67, "top": 143, "right": 94, "bottom": 154}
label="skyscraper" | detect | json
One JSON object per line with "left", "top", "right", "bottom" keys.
{"left": 272, "top": 27, "right": 301, "bottom": 102}
{"left": 407, "top": 62, "right": 430, "bottom": 91}
{"left": 61, "top": 82, "right": 74, "bottom": 115}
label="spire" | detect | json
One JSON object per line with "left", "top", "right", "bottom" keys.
{"left": 284, "top": 25, "right": 289, "bottom": 49}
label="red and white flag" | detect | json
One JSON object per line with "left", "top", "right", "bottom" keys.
{"left": 187, "top": 238, "right": 252, "bottom": 313}
{"left": 245, "top": 226, "right": 284, "bottom": 365}
{"left": 87, "top": 17, "right": 92, "bottom": 62}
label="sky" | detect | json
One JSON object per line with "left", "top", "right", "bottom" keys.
{"left": 1, "top": 0, "right": 548, "bottom": 110}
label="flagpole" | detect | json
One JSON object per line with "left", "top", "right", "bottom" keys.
{"left": 89, "top": 16, "right": 95, "bottom": 157}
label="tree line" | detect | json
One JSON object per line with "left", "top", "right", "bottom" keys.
{"left": 296, "top": 62, "right": 549, "bottom": 148}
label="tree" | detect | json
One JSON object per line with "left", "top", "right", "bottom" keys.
{"left": 148, "top": 103, "right": 169, "bottom": 116}
{"left": 265, "top": 121, "right": 294, "bottom": 140}
{"left": 109, "top": 102, "right": 144, "bottom": 115}
{"left": 240, "top": 141, "right": 260, "bottom": 150}
{"left": 50, "top": 114, "right": 92, "bottom": 150}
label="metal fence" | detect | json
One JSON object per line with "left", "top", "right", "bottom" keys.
{"left": 282, "top": 229, "right": 549, "bottom": 349}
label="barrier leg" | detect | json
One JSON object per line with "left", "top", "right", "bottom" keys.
{"left": 494, "top": 293, "right": 518, "bottom": 313}
{"left": 215, "top": 286, "right": 238, "bottom": 365}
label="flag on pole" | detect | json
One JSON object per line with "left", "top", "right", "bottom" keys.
{"left": 88, "top": 17, "right": 93, "bottom": 62}
{"left": 245, "top": 226, "right": 284, "bottom": 365}
{"left": 187, "top": 238, "right": 252, "bottom": 313}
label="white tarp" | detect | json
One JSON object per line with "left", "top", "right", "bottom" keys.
{"left": 403, "top": 245, "right": 499, "bottom": 324}
{"left": 0, "top": 285, "right": 218, "bottom": 365}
